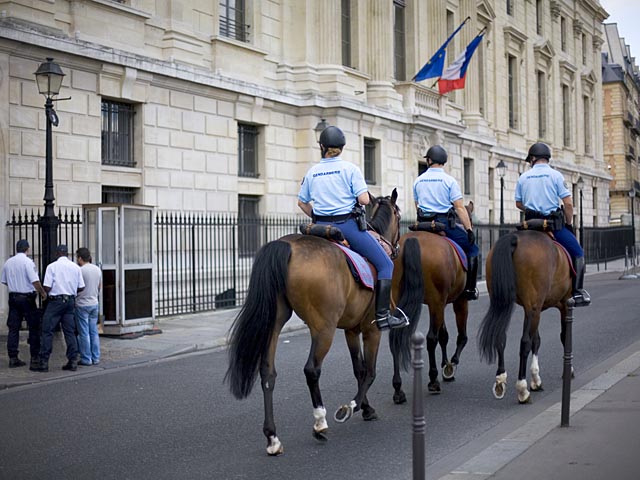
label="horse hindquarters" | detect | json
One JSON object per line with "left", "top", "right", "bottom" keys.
{"left": 225, "top": 240, "right": 292, "bottom": 455}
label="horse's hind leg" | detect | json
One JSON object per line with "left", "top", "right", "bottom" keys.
{"left": 444, "top": 299, "right": 470, "bottom": 381}
{"left": 438, "top": 324, "right": 452, "bottom": 380}
{"left": 516, "top": 309, "right": 538, "bottom": 404}
{"left": 303, "top": 326, "right": 335, "bottom": 441}
{"left": 260, "top": 301, "right": 291, "bottom": 455}
{"left": 427, "top": 306, "right": 445, "bottom": 393}
{"left": 530, "top": 330, "right": 543, "bottom": 391}
{"left": 341, "top": 328, "right": 380, "bottom": 422}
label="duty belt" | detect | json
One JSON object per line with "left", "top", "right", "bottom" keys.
{"left": 48, "top": 294, "right": 75, "bottom": 302}
{"left": 313, "top": 213, "right": 352, "bottom": 223}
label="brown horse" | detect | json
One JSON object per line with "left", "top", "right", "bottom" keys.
{"left": 225, "top": 190, "right": 401, "bottom": 456}
{"left": 388, "top": 208, "right": 473, "bottom": 401}
{"left": 477, "top": 230, "right": 572, "bottom": 403}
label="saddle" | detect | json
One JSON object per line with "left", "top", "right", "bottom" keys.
{"left": 408, "top": 220, "right": 448, "bottom": 234}
{"left": 517, "top": 218, "right": 556, "bottom": 233}
{"left": 299, "top": 223, "right": 388, "bottom": 290}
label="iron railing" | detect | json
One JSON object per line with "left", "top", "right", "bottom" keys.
{"left": 6, "top": 211, "right": 634, "bottom": 316}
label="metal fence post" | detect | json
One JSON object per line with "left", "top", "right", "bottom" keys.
{"left": 412, "top": 331, "right": 426, "bottom": 480}
{"left": 561, "top": 297, "right": 575, "bottom": 427}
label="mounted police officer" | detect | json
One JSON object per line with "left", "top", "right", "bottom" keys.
{"left": 515, "top": 142, "right": 591, "bottom": 306}
{"left": 1, "top": 240, "right": 47, "bottom": 369}
{"left": 297, "top": 125, "right": 408, "bottom": 330}
{"left": 413, "top": 145, "right": 479, "bottom": 300}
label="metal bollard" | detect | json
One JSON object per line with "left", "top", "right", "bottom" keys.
{"left": 412, "top": 331, "right": 426, "bottom": 480}
{"left": 561, "top": 298, "right": 575, "bottom": 427}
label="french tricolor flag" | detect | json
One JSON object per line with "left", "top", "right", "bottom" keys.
{"left": 438, "top": 32, "right": 485, "bottom": 95}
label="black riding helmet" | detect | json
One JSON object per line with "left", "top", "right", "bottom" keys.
{"left": 319, "top": 126, "right": 346, "bottom": 149}
{"left": 526, "top": 142, "right": 551, "bottom": 163}
{"left": 424, "top": 145, "right": 448, "bottom": 164}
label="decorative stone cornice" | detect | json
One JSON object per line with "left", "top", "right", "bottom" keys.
{"left": 534, "top": 40, "right": 556, "bottom": 67}
{"left": 503, "top": 25, "right": 527, "bottom": 54}
{"left": 592, "top": 35, "right": 605, "bottom": 50}
{"left": 476, "top": 0, "right": 496, "bottom": 22}
{"left": 550, "top": 0, "right": 561, "bottom": 21}
{"left": 573, "top": 19, "right": 584, "bottom": 37}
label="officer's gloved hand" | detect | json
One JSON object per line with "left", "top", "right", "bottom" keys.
{"left": 467, "top": 229, "right": 475, "bottom": 245}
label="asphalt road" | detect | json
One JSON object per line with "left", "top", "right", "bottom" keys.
{"left": 0, "top": 272, "right": 638, "bottom": 480}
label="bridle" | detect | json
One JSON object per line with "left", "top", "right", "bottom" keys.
{"left": 369, "top": 197, "right": 401, "bottom": 260}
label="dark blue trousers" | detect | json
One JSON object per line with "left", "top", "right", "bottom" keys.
{"left": 6, "top": 293, "right": 40, "bottom": 359}
{"left": 39, "top": 297, "right": 78, "bottom": 362}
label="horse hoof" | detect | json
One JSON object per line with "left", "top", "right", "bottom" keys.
{"left": 530, "top": 383, "right": 544, "bottom": 392}
{"left": 393, "top": 391, "right": 407, "bottom": 404}
{"left": 518, "top": 393, "right": 531, "bottom": 404}
{"left": 334, "top": 400, "right": 356, "bottom": 423}
{"left": 312, "top": 428, "right": 329, "bottom": 442}
{"left": 493, "top": 382, "right": 506, "bottom": 399}
{"left": 266, "top": 436, "right": 284, "bottom": 456}
{"left": 428, "top": 382, "right": 441, "bottom": 393}
{"left": 362, "top": 408, "right": 378, "bottom": 422}
{"left": 442, "top": 363, "right": 456, "bottom": 382}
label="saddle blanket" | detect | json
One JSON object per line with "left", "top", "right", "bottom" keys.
{"left": 553, "top": 240, "right": 577, "bottom": 276}
{"left": 443, "top": 237, "right": 468, "bottom": 271}
{"left": 334, "top": 243, "right": 375, "bottom": 290}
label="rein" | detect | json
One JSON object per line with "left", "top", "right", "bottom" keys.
{"left": 369, "top": 197, "right": 401, "bottom": 259}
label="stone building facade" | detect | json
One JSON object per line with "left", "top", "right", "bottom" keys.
{"left": 0, "top": 0, "right": 610, "bottom": 259}
{"left": 602, "top": 23, "right": 640, "bottom": 237}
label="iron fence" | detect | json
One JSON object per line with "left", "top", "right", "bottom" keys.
{"left": 6, "top": 210, "right": 634, "bottom": 317}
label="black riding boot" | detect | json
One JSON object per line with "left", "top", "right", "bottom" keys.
{"left": 464, "top": 256, "right": 479, "bottom": 300}
{"left": 374, "top": 279, "right": 409, "bottom": 330}
{"left": 571, "top": 256, "right": 591, "bottom": 307}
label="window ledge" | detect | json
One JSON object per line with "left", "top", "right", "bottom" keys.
{"left": 211, "top": 35, "right": 269, "bottom": 57}
{"left": 86, "top": 0, "right": 152, "bottom": 20}
{"left": 102, "top": 164, "right": 142, "bottom": 174}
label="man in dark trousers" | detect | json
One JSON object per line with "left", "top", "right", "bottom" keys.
{"left": 1, "top": 240, "right": 47, "bottom": 369}
{"left": 32, "top": 245, "right": 85, "bottom": 372}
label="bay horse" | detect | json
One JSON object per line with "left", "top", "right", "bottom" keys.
{"left": 477, "top": 230, "right": 572, "bottom": 404}
{"left": 388, "top": 203, "right": 473, "bottom": 401}
{"left": 225, "top": 190, "right": 401, "bottom": 456}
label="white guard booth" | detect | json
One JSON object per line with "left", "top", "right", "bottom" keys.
{"left": 83, "top": 204, "right": 156, "bottom": 335}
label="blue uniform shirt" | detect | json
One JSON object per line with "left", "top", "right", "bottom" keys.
{"left": 298, "top": 156, "right": 368, "bottom": 216}
{"left": 413, "top": 168, "right": 462, "bottom": 215}
{"left": 515, "top": 164, "right": 570, "bottom": 215}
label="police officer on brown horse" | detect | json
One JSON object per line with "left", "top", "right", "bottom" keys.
{"left": 515, "top": 142, "right": 591, "bottom": 306}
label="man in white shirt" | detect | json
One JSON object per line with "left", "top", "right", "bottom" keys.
{"left": 1, "top": 240, "right": 47, "bottom": 369}
{"left": 32, "top": 245, "right": 85, "bottom": 372}
{"left": 75, "top": 248, "right": 102, "bottom": 366}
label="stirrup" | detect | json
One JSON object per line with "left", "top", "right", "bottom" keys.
{"left": 373, "top": 308, "right": 409, "bottom": 331}
{"left": 572, "top": 291, "right": 591, "bottom": 307}
{"left": 464, "top": 288, "right": 479, "bottom": 301}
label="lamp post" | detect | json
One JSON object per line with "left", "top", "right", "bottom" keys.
{"left": 496, "top": 160, "right": 506, "bottom": 233}
{"left": 34, "top": 58, "right": 65, "bottom": 272}
{"left": 577, "top": 176, "right": 584, "bottom": 244}
{"left": 314, "top": 118, "right": 329, "bottom": 143}
{"left": 629, "top": 188, "right": 636, "bottom": 249}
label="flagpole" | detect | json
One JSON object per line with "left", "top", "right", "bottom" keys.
{"left": 429, "top": 27, "right": 486, "bottom": 90}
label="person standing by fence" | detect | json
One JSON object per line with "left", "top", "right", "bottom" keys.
{"left": 75, "top": 248, "right": 102, "bottom": 366}
{"left": 1, "top": 240, "right": 47, "bottom": 369}
{"left": 32, "top": 244, "right": 85, "bottom": 372}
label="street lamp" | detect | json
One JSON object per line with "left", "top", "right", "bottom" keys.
{"left": 314, "top": 118, "right": 329, "bottom": 143}
{"left": 577, "top": 176, "right": 584, "bottom": 244}
{"left": 629, "top": 188, "right": 636, "bottom": 249}
{"left": 496, "top": 160, "right": 506, "bottom": 230}
{"left": 34, "top": 58, "right": 65, "bottom": 272}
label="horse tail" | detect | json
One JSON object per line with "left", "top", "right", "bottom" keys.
{"left": 389, "top": 237, "right": 424, "bottom": 371}
{"left": 478, "top": 233, "right": 518, "bottom": 364}
{"left": 225, "top": 240, "right": 291, "bottom": 399}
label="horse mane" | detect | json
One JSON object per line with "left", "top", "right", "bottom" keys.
{"left": 369, "top": 196, "right": 400, "bottom": 234}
